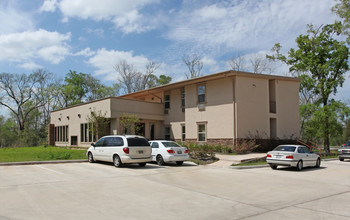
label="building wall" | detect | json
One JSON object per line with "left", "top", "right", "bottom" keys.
{"left": 184, "top": 78, "right": 234, "bottom": 141}
{"left": 235, "top": 76, "right": 300, "bottom": 140}
{"left": 275, "top": 80, "right": 300, "bottom": 139}
{"left": 51, "top": 99, "right": 111, "bottom": 147}
{"left": 51, "top": 98, "right": 164, "bottom": 147}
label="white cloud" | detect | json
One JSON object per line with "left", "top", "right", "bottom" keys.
{"left": 0, "top": 1, "right": 34, "bottom": 34}
{"left": 0, "top": 29, "right": 71, "bottom": 66}
{"left": 74, "top": 48, "right": 96, "bottom": 57}
{"left": 39, "top": 0, "right": 58, "bottom": 12}
{"left": 52, "top": 0, "right": 160, "bottom": 33}
{"left": 167, "top": 0, "right": 337, "bottom": 56}
{"left": 87, "top": 48, "right": 150, "bottom": 81}
{"left": 19, "top": 62, "right": 43, "bottom": 70}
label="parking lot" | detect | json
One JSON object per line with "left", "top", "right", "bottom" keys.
{"left": 0, "top": 160, "right": 350, "bottom": 220}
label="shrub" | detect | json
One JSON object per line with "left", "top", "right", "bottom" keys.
{"left": 234, "top": 139, "right": 258, "bottom": 154}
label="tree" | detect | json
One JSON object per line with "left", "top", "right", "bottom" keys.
{"left": 119, "top": 113, "right": 141, "bottom": 135}
{"left": 114, "top": 60, "right": 167, "bottom": 94}
{"left": 344, "top": 118, "right": 350, "bottom": 141}
{"left": 54, "top": 70, "right": 119, "bottom": 108}
{"left": 228, "top": 54, "right": 275, "bottom": 74}
{"left": 267, "top": 22, "right": 350, "bottom": 152}
{"left": 332, "top": 0, "right": 350, "bottom": 43}
{"left": 87, "top": 110, "right": 111, "bottom": 140}
{"left": 0, "top": 71, "right": 50, "bottom": 131}
{"left": 0, "top": 116, "right": 18, "bottom": 147}
{"left": 183, "top": 54, "right": 203, "bottom": 79}
{"left": 228, "top": 55, "right": 246, "bottom": 71}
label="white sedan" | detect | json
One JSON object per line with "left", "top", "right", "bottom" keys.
{"left": 149, "top": 141, "right": 189, "bottom": 165}
{"left": 266, "top": 145, "right": 321, "bottom": 171}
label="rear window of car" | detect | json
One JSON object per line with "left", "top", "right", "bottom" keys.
{"left": 162, "top": 142, "right": 181, "bottom": 148}
{"left": 273, "top": 146, "right": 296, "bottom": 152}
{"left": 346, "top": 141, "right": 350, "bottom": 146}
{"left": 127, "top": 137, "right": 150, "bottom": 147}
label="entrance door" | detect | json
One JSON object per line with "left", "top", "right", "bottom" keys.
{"left": 71, "top": 136, "right": 77, "bottom": 145}
{"left": 150, "top": 124, "right": 155, "bottom": 140}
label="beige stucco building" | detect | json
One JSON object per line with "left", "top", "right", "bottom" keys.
{"left": 50, "top": 71, "right": 300, "bottom": 147}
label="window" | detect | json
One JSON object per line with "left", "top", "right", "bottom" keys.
{"left": 151, "top": 142, "right": 159, "bottom": 148}
{"left": 80, "top": 123, "right": 95, "bottom": 143}
{"left": 95, "top": 138, "right": 104, "bottom": 147}
{"left": 55, "top": 125, "right": 69, "bottom": 142}
{"left": 165, "top": 126, "right": 171, "bottom": 140}
{"left": 197, "top": 85, "right": 206, "bottom": 103}
{"left": 181, "top": 89, "right": 185, "bottom": 112}
{"left": 181, "top": 125, "right": 186, "bottom": 142}
{"left": 127, "top": 137, "right": 150, "bottom": 147}
{"left": 104, "top": 137, "right": 124, "bottom": 147}
{"left": 198, "top": 124, "right": 206, "bottom": 142}
{"left": 164, "top": 94, "right": 170, "bottom": 109}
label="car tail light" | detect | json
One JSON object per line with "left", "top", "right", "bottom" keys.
{"left": 267, "top": 154, "right": 271, "bottom": 158}
{"left": 123, "top": 147, "right": 129, "bottom": 154}
{"left": 184, "top": 149, "right": 188, "bottom": 153}
{"left": 167, "top": 149, "right": 175, "bottom": 154}
{"left": 286, "top": 155, "right": 293, "bottom": 159}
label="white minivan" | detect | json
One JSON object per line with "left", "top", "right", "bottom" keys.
{"left": 87, "top": 135, "right": 152, "bottom": 167}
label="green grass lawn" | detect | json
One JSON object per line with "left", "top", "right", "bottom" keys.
{"left": 0, "top": 146, "right": 87, "bottom": 163}
{"left": 232, "top": 158, "right": 267, "bottom": 166}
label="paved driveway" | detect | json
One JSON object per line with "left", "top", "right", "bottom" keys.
{"left": 0, "top": 160, "right": 350, "bottom": 220}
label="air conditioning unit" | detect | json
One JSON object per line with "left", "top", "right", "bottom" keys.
{"left": 198, "top": 104, "right": 205, "bottom": 111}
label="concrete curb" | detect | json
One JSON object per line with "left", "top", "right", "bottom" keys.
{"left": 229, "top": 158, "right": 338, "bottom": 169}
{"left": 230, "top": 164, "right": 269, "bottom": 169}
{"left": 0, "top": 159, "right": 88, "bottom": 166}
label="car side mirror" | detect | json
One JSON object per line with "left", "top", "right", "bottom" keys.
{"left": 91, "top": 143, "right": 95, "bottom": 148}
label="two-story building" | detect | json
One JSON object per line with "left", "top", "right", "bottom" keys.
{"left": 49, "top": 70, "right": 300, "bottom": 147}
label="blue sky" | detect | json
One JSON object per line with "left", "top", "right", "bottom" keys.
{"left": 0, "top": 0, "right": 349, "bottom": 102}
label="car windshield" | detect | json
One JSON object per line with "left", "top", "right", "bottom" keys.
{"left": 127, "top": 137, "right": 150, "bottom": 147}
{"left": 273, "top": 146, "right": 296, "bottom": 152}
{"left": 162, "top": 142, "right": 181, "bottom": 148}
{"left": 345, "top": 141, "right": 350, "bottom": 147}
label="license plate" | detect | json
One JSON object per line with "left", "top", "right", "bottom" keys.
{"left": 275, "top": 155, "right": 282, "bottom": 158}
{"left": 177, "top": 151, "right": 182, "bottom": 154}
{"left": 138, "top": 150, "right": 144, "bottom": 154}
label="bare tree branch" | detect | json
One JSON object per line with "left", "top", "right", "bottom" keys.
{"left": 183, "top": 54, "right": 203, "bottom": 79}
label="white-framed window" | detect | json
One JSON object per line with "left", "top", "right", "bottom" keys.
{"left": 197, "top": 85, "right": 206, "bottom": 103}
{"left": 165, "top": 126, "right": 171, "bottom": 140}
{"left": 197, "top": 123, "right": 206, "bottom": 142}
{"left": 181, "top": 125, "right": 186, "bottom": 142}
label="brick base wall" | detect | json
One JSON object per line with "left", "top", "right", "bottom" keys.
{"left": 176, "top": 138, "right": 298, "bottom": 152}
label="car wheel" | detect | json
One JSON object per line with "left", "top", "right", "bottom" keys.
{"left": 88, "top": 152, "right": 94, "bottom": 163}
{"left": 176, "top": 161, "right": 184, "bottom": 165}
{"left": 269, "top": 164, "right": 277, "bottom": 170}
{"left": 156, "top": 155, "right": 165, "bottom": 165}
{"left": 113, "top": 155, "right": 123, "bottom": 167}
{"left": 315, "top": 158, "right": 321, "bottom": 168}
{"left": 138, "top": 163, "right": 146, "bottom": 167}
{"left": 339, "top": 158, "right": 344, "bottom": 161}
{"left": 296, "top": 160, "right": 303, "bottom": 171}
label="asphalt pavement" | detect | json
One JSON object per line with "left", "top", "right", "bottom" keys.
{"left": 0, "top": 159, "right": 349, "bottom": 219}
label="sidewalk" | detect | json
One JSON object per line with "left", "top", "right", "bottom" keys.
{"left": 208, "top": 153, "right": 267, "bottom": 168}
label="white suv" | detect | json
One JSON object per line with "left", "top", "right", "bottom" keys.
{"left": 87, "top": 135, "right": 152, "bottom": 167}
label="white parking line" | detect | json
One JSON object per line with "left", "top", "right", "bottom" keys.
{"left": 36, "top": 165, "right": 64, "bottom": 175}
